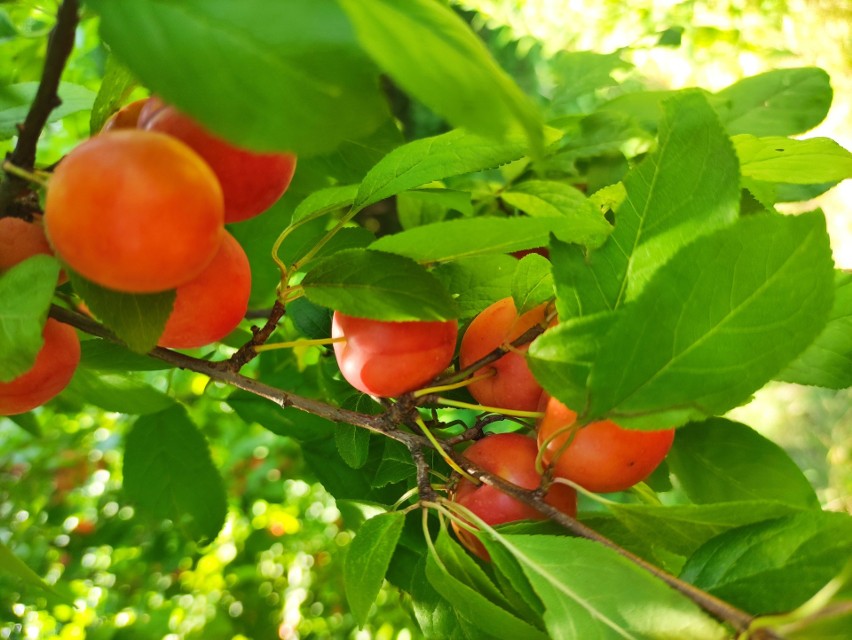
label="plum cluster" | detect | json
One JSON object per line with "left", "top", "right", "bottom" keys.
{"left": 331, "top": 296, "right": 675, "bottom": 559}
{"left": 0, "top": 98, "right": 297, "bottom": 414}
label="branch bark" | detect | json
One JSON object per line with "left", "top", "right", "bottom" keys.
{"left": 0, "top": 0, "right": 80, "bottom": 219}
{"left": 50, "top": 303, "right": 766, "bottom": 634}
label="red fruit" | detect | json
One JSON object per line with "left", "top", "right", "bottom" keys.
{"left": 144, "top": 106, "right": 297, "bottom": 222}
{"left": 100, "top": 98, "right": 150, "bottom": 132}
{"left": 157, "top": 231, "right": 251, "bottom": 349}
{"left": 0, "top": 319, "right": 80, "bottom": 415}
{"left": 136, "top": 96, "right": 167, "bottom": 127}
{"left": 331, "top": 312, "right": 458, "bottom": 397}
{"left": 537, "top": 396, "right": 675, "bottom": 493}
{"left": 451, "top": 432, "right": 577, "bottom": 560}
{"left": 459, "top": 297, "right": 547, "bottom": 412}
{"left": 44, "top": 130, "right": 225, "bottom": 293}
{"left": 0, "top": 216, "right": 67, "bottom": 284}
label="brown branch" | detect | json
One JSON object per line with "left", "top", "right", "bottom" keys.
{"left": 444, "top": 447, "right": 759, "bottom": 634}
{"left": 215, "top": 299, "right": 286, "bottom": 373}
{"left": 49, "top": 305, "right": 421, "bottom": 447}
{"left": 0, "top": 0, "right": 80, "bottom": 218}
{"left": 51, "top": 303, "right": 762, "bottom": 634}
{"left": 409, "top": 443, "right": 436, "bottom": 503}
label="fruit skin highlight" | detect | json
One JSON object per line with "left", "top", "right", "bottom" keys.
{"left": 157, "top": 231, "right": 251, "bottom": 349}
{"left": 459, "top": 297, "right": 547, "bottom": 412}
{"left": 145, "top": 106, "right": 297, "bottom": 223}
{"left": 331, "top": 312, "right": 458, "bottom": 397}
{"left": 44, "top": 130, "right": 225, "bottom": 293}
{"left": 451, "top": 432, "right": 577, "bottom": 560}
{"left": 0, "top": 319, "right": 80, "bottom": 416}
{"left": 537, "top": 396, "right": 675, "bottom": 493}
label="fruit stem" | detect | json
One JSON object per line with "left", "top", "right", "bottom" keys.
{"left": 1, "top": 162, "right": 50, "bottom": 187}
{"left": 550, "top": 477, "right": 618, "bottom": 506}
{"left": 413, "top": 369, "right": 496, "bottom": 397}
{"left": 535, "top": 421, "right": 579, "bottom": 475}
{"left": 434, "top": 397, "right": 544, "bottom": 419}
{"left": 415, "top": 416, "right": 479, "bottom": 484}
{"left": 391, "top": 486, "right": 420, "bottom": 511}
{"left": 253, "top": 336, "right": 345, "bottom": 353}
{"left": 291, "top": 205, "right": 361, "bottom": 272}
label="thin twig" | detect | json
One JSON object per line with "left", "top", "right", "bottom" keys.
{"left": 0, "top": 0, "right": 80, "bottom": 218}
{"left": 51, "top": 303, "right": 761, "bottom": 633}
{"left": 216, "top": 299, "right": 286, "bottom": 372}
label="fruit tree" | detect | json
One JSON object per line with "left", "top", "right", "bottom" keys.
{"left": 1, "top": 1, "right": 851, "bottom": 638}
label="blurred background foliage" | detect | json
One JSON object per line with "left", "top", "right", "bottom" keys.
{"left": 1, "top": 0, "right": 850, "bottom": 638}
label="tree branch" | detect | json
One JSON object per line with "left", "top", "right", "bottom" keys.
{"left": 49, "top": 305, "right": 423, "bottom": 447}
{"left": 215, "top": 299, "right": 287, "bottom": 372}
{"left": 0, "top": 0, "right": 80, "bottom": 219}
{"left": 51, "top": 303, "right": 764, "bottom": 634}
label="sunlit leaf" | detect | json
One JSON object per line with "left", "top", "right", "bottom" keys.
{"left": 0, "top": 256, "right": 59, "bottom": 381}
{"left": 124, "top": 405, "right": 227, "bottom": 543}
{"left": 345, "top": 511, "right": 405, "bottom": 626}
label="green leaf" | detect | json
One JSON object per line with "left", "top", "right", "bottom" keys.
{"left": 436, "top": 529, "right": 516, "bottom": 612}
{"left": 68, "top": 269, "right": 175, "bottom": 354}
{"left": 63, "top": 368, "right": 176, "bottom": 415}
{"left": 356, "top": 127, "right": 561, "bottom": 209}
{"left": 501, "top": 180, "right": 612, "bottom": 248}
{"left": 345, "top": 512, "right": 406, "bottom": 626}
{"left": 335, "top": 422, "right": 370, "bottom": 469}
{"left": 80, "top": 339, "right": 171, "bottom": 372}
{"left": 0, "top": 82, "right": 96, "bottom": 139}
{"left": 89, "top": 53, "right": 137, "bottom": 134}
{"left": 680, "top": 512, "right": 852, "bottom": 614}
{"left": 734, "top": 135, "right": 852, "bottom": 184}
{"left": 123, "top": 405, "right": 227, "bottom": 543}
{"left": 584, "top": 212, "right": 835, "bottom": 429}
{"left": 497, "top": 534, "right": 728, "bottom": 640}
{"left": 779, "top": 271, "right": 852, "bottom": 389}
{"left": 715, "top": 67, "right": 832, "bottom": 136}
{"left": 409, "top": 556, "right": 473, "bottom": 640}
{"left": 301, "top": 249, "right": 458, "bottom": 321}
{"left": 88, "top": 0, "right": 388, "bottom": 155}
{"left": 398, "top": 188, "right": 473, "bottom": 230}
{"left": 286, "top": 297, "right": 332, "bottom": 341}
{"left": 527, "top": 312, "right": 616, "bottom": 412}
{"left": 301, "top": 437, "right": 375, "bottom": 501}
{"left": 433, "top": 255, "right": 518, "bottom": 319}
{"left": 292, "top": 184, "right": 359, "bottom": 225}
{"left": 667, "top": 418, "right": 819, "bottom": 508}
{"left": 0, "top": 256, "right": 59, "bottom": 381}
{"left": 371, "top": 217, "right": 597, "bottom": 264}
{"left": 338, "top": 0, "right": 543, "bottom": 153}
{"left": 608, "top": 500, "right": 804, "bottom": 560}
{"left": 0, "top": 540, "right": 71, "bottom": 603}
{"left": 313, "top": 118, "right": 405, "bottom": 184}
{"left": 775, "top": 181, "right": 837, "bottom": 203}
{"left": 372, "top": 439, "right": 416, "bottom": 488}
{"left": 548, "top": 111, "right": 654, "bottom": 170}
{"left": 5, "top": 412, "right": 41, "bottom": 438}
{"left": 512, "top": 254, "right": 554, "bottom": 315}
{"left": 548, "top": 51, "right": 632, "bottom": 115}
{"left": 599, "top": 89, "right": 676, "bottom": 133}
{"left": 277, "top": 216, "right": 375, "bottom": 270}
{"left": 425, "top": 533, "right": 548, "bottom": 640}
{"left": 228, "top": 391, "right": 335, "bottom": 442}
{"left": 556, "top": 91, "right": 740, "bottom": 319}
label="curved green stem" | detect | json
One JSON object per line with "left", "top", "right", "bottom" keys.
{"left": 434, "top": 397, "right": 544, "bottom": 419}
